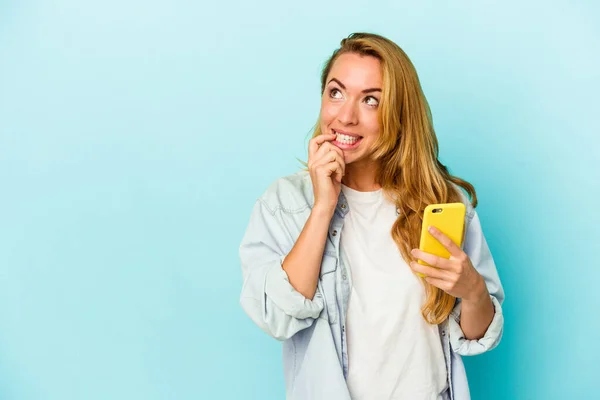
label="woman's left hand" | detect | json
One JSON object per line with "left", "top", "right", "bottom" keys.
{"left": 409, "top": 225, "right": 488, "bottom": 303}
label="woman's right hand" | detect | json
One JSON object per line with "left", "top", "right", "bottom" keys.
{"left": 308, "top": 133, "right": 345, "bottom": 215}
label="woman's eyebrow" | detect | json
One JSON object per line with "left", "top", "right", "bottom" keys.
{"left": 328, "top": 77, "right": 382, "bottom": 94}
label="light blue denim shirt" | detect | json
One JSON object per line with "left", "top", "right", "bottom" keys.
{"left": 239, "top": 171, "right": 505, "bottom": 400}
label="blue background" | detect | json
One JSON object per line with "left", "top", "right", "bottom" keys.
{"left": 1, "top": 1, "right": 599, "bottom": 399}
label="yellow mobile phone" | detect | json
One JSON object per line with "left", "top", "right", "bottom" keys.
{"left": 416, "top": 203, "right": 466, "bottom": 278}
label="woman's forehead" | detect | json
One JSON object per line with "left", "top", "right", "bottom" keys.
{"left": 327, "top": 53, "right": 382, "bottom": 90}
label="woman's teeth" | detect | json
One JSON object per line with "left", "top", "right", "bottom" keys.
{"left": 335, "top": 132, "right": 360, "bottom": 144}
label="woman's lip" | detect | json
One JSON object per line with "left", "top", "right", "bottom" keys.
{"left": 333, "top": 129, "right": 362, "bottom": 138}
{"left": 333, "top": 137, "right": 363, "bottom": 149}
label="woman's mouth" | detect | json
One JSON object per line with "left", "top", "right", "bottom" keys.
{"left": 332, "top": 129, "right": 363, "bottom": 149}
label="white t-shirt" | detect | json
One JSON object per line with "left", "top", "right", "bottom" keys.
{"left": 341, "top": 184, "right": 449, "bottom": 400}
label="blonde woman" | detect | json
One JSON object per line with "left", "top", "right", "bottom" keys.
{"left": 239, "top": 32, "right": 504, "bottom": 400}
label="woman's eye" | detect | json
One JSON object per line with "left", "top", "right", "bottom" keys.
{"left": 365, "top": 96, "right": 379, "bottom": 107}
{"left": 329, "top": 88, "right": 342, "bottom": 99}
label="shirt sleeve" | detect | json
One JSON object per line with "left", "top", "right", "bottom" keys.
{"left": 448, "top": 209, "right": 505, "bottom": 356}
{"left": 239, "top": 199, "right": 324, "bottom": 341}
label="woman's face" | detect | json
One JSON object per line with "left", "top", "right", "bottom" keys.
{"left": 319, "top": 52, "right": 382, "bottom": 165}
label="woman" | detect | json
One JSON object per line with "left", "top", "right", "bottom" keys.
{"left": 239, "top": 32, "right": 504, "bottom": 400}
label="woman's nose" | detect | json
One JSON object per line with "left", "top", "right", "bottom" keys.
{"left": 337, "top": 101, "right": 358, "bottom": 125}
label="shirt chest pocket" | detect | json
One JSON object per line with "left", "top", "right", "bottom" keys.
{"left": 319, "top": 254, "right": 339, "bottom": 324}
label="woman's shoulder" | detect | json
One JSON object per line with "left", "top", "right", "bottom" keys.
{"left": 449, "top": 182, "right": 476, "bottom": 219}
{"left": 257, "top": 170, "right": 314, "bottom": 214}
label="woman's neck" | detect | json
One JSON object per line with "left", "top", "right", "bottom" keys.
{"left": 342, "top": 159, "right": 381, "bottom": 192}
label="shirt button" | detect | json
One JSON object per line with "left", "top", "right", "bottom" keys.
{"left": 332, "top": 230, "right": 338, "bottom": 236}
{"left": 342, "top": 325, "right": 345, "bottom": 332}
{"left": 341, "top": 204, "right": 347, "bottom": 209}
{"left": 442, "top": 331, "right": 446, "bottom": 336}
{"left": 342, "top": 274, "right": 347, "bottom": 280}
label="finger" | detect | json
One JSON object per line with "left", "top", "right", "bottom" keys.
{"left": 427, "top": 225, "right": 464, "bottom": 259}
{"left": 409, "top": 261, "right": 448, "bottom": 280}
{"left": 309, "top": 134, "right": 334, "bottom": 158}
{"left": 309, "top": 143, "right": 330, "bottom": 168}
{"left": 328, "top": 142, "right": 345, "bottom": 159}
{"left": 313, "top": 146, "right": 345, "bottom": 174}
{"left": 309, "top": 133, "right": 337, "bottom": 159}
{"left": 333, "top": 159, "right": 344, "bottom": 182}
{"left": 323, "top": 146, "right": 345, "bottom": 176}
{"left": 424, "top": 277, "right": 451, "bottom": 292}
{"left": 313, "top": 148, "right": 341, "bottom": 168}
{"left": 339, "top": 154, "right": 345, "bottom": 177}
{"left": 317, "top": 160, "right": 343, "bottom": 181}
{"left": 328, "top": 147, "right": 345, "bottom": 176}
{"left": 328, "top": 161, "right": 343, "bottom": 182}
{"left": 313, "top": 141, "right": 338, "bottom": 162}
{"left": 410, "top": 248, "right": 453, "bottom": 270}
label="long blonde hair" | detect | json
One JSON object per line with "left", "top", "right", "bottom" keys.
{"left": 311, "top": 32, "right": 477, "bottom": 324}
